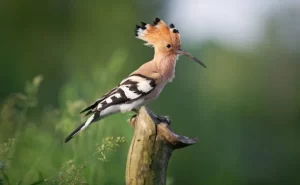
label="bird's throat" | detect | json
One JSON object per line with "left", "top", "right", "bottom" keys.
{"left": 155, "top": 54, "right": 178, "bottom": 83}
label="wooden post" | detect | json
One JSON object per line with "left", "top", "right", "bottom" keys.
{"left": 126, "top": 106, "right": 198, "bottom": 185}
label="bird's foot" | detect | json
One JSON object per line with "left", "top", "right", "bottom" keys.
{"left": 156, "top": 115, "right": 171, "bottom": 125}
{"left": 131, "top": 108, "right": 139, "bottom": 113}
{"left": 128, "top": 114, "right": 137, "bottom": 127}
{"left": 131, "top": 108, "right": 171, "bottom": 124}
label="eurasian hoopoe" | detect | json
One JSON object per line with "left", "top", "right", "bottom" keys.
{"left": 65, "top": 17, "right": 206, "bottom": 143}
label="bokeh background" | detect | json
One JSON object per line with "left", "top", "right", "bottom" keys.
{"left": 1, "top": 0, "right": 300, "bottom": 184}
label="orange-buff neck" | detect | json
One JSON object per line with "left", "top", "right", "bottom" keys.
{"left": 153, "top": 51, "right": 178, "bottom": 82}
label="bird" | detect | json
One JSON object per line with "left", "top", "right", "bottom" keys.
{"left": 65, "top": 17, "right": 206, "bottom": 143}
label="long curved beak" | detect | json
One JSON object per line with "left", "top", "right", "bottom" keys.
{"left": 177, "top": 49, "right": 207, "bottom": 68}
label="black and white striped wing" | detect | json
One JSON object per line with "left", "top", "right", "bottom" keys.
{"left": 79, "top": 87, "right": 118, "bottom": 114}
{"left": 80, "top": 74, "right": 156, "bottom": 115}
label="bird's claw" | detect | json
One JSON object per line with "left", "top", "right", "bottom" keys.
{"left": 132, "top": 108, "right": 139, "bottom": 113}
{"left": 130, "top": 114, "right": 137, "bottom": 121}
{"left": 131, "top": 108, "right": 171, "bottom": 124}
{"left": 156, "top": 115, "right": 171, "bottom": 125}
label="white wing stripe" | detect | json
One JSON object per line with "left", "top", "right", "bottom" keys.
{"left": 115, "top": 93, "right": 121, "bottom": 98}
{"left": 120, "top": 75, "right": 154, "bottom": 93}
{"left": 128, "top": 76, "right": 153, "bottom": 93}
{"left": 106, "top": 97, "right": 112, "bottom": 103}
{"left": 137, "top": 80, "right": 153, "bottom": 92}
{"left": 81, "top": 114, "right": 94, "bottom": 131}
{"left": 119, "top": 86, "right": 140, "bottom": 99}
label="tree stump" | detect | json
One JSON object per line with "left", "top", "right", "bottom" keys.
{"left": 126, "top": 106, "right": 198, "bottom": 185}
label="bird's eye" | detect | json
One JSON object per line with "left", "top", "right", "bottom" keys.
{"left": 166, "top": 44, "right": 171, "bottom": 48}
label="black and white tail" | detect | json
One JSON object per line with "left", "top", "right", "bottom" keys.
{"left": 64, "top": 114, "right": 98, "bottom": 143}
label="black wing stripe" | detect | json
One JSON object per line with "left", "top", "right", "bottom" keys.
{"left": 127, "top": 74, "right": 156, "bottom": 87}
{"left": 123, "top": 80, "right": 150, "bottom": 95}
{"left": 79, "top": 99, "right": 102, "bottom": 114}
{"left": 98, "top": 89, "right": 128, "bottom": 110}
{"left": 121, "top": 75, "right": 156, "bottom": 93}
{"left": 84, "top": 110, "right": 93, "bottom": 116}
{"left": 80, "top": 87, "right": 117, "bottom": 114}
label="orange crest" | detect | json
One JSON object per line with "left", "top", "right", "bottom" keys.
{"left": 135, "top": 18, "right": 181, "bottom": 51}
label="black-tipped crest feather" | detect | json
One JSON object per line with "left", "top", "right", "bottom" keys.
{"left": 153, "top": 17, "right": 160, "bottom": 25}
{"left": 173, "top": 29, "right": 179, "bottom": 33}
{"left": 141, "top": 22, "right": 147, "bottom": 29}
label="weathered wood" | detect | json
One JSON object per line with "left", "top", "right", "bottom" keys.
{"left": 126, "top": 106, "right": 198, "bottom": 185}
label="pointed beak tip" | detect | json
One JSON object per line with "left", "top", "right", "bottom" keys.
{"left": 177, "top": 49, "right": 207, "bottom": 68}
{"left": 198, "top": 62, "right": 207, "bottom": 68}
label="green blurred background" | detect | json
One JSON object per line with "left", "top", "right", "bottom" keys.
{"left": 0, "top": 0, "right": 300, "bottom": 184}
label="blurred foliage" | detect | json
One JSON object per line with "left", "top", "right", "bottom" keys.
{"left": 95, "top": 137, "right": 126, "bottom": 162}
{"left": 0, "top": 138, "right": 45, "bottom": 185}
{"left": 47, "top": 160, "right": 87, "bottom": 185}
{"left": 0, "top": 138, "right": 15, "bottom": 185}
{"left": 0, "top": 1, "right": 300, "bottom": 185}
{"left": 0, "top": 138, "right": 15, "bottom": 166}
{"left": 0, "top": 76, "right": 127, "bottom": 185}
{"left": 0, "top": 75, "right": 43, "bottom": 130}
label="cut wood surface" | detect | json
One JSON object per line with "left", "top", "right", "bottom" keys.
{"left": 126, "top": 106, "right": 198, "bottom": 185}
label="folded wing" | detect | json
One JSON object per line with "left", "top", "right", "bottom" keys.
{"left": 80, "top": 74, "right": 156, "bottom": 116}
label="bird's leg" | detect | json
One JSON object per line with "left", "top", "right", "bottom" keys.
{"left": 129, "top": 109, "right": 139, "bottom": 127}
{"left": 156, "top": 115, "right": 171, "bottom": 125}
{"left": 131, "top": 108, "right": 170, "bottom": 124}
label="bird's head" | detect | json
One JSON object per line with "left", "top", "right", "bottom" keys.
{"left": 135, "top": 17, "right": 206, "bottom": 68}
